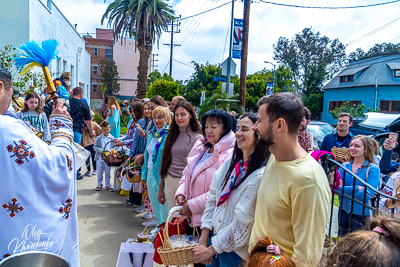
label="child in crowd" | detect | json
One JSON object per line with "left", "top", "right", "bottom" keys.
{"left": 16, "top": 93, "right": 51, "bottom": 142}
{"left": 94, "top": 121, "right": 115, "bottom": 192}
{"left": 54, "top": 72, "right": 71, "bottom": 101}
{"left": 327, "top": 216, "right": 400, "bottom": 267}
{"left": 82, "top": 110, "right": 102, "bottom": 176}
{"left": 246, "top": 236, "right": 295, "bottom": 267}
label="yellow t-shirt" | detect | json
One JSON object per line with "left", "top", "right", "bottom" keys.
{"left": 249, "top": 154, "right": 331, "bottom": 267}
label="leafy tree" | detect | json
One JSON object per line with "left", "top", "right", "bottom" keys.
{"left": 99, "top": 59, "right": 120, "bottom": 96}
{"left": 102, "top": 0, "right": 174, "bottom": 99}
{"left": 199, "top": 89, "right": 241, "bottom": 118}
{"left": 273, "top": 27, "right": 346, "bottom": 92}
{"left": 348, "top": 42, "right": 400, "bottom": 61}
{"left": 329, "top": 101, "right": 379, "bottom": 119}
{"left": 183, "top": 62, "right": 228, "bottom": 106}
{"left": 0, "top": 45, "right": 51, "bottom": 94}
{"left": 146, "top": 79, "right": 179, "bottom": 100}
{"left": 302, "top": 64, "right": 327, "bottom": 118}
{"left": 147, "top": 69, "right": 162, "bottom": 85}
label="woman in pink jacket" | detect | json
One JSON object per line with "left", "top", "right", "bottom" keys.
{"left": 175, "top": 109, "right": 236, "bottom": 228}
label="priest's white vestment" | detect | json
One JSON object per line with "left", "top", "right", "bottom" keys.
{"left": 0, "top": 113, "right": 79, "bottom": 266}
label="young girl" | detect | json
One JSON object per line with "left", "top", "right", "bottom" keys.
{"left": 16, "top": 93, "right": 51, "bottom": 142}
{"left": 338, "top": 135, "right": 380, "bottom": 236}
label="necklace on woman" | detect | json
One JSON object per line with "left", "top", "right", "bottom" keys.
{"left": 150, "top": 125, "right": 169, "bottom": 160}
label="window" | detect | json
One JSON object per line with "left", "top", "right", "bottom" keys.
{"left": 339, "top": 75, "right": 354, "bottom": 83}
{"left": 93, "top": 85, "right": 98, "bottom": 93}
{"left": 329, "top": 100, "right": 361, "bottom": 111}
{"left": 93, "top": 66, "right": 98, "bottom": 75}
{"left": 94, "top": 48, "right": 98, "bottom": 57}
{"left": 394, "top": 69, "right": 400, "bottom": 78}
{"left": 380, "top": 100, "right": 400, "bottom": 113}
{"left": 63, "top": 60, "right": 67, "bottom": 72}
{"left": 56, "top": 58, "right": 60, "bottom": 76}
{"left": 105, "top": 49, "right": 113, "bottom": 59}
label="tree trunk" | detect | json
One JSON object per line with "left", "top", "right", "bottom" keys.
{"left": 136, "top": 45, "right": 152, "bottom": 99}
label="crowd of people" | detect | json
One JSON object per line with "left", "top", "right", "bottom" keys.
{"left": 1, "top": 63, "right": 400, "bottom": 267}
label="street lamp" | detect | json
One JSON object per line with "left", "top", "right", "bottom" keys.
{"left": 264, "top": 61, "right": 276, "bottom": 94}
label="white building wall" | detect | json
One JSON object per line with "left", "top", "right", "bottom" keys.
{"left": 0, "top": 0, "right": 90, "bottom": 100}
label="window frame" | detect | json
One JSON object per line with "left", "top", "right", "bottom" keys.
{"left": 329, "top": 100, "right": 361, "bottom": 111}
{"left": 339, "top": 75, "right": 355, "bottom": 83}
{"left": 380, "top": 100, "right": 400, "bottom": 113}
{"left": 94, "top": 48, "right": 98, "bottom": 57}
{"left": 394, "top": 69, "right": 400, "bottom": 78}
{"left": 93, "top": 85, "right": 98, "bottom": 93}
{"left": 93, "top": 66, "right": 98, "bottom": 75}
{"left": 105, "top": 49, "right": 113, "bottom": 59}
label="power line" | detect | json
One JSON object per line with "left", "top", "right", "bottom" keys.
{"left": 259, "top": 0, "right": 400, "bottom": 9}
{"left": 180, "top": 1, "right": 232, "bottom": 20}
{"left": 173, "top": 59, "right": 194, "bottom": 68}
{"left": 346, "top": 16, "right": 400, "bottom": 46}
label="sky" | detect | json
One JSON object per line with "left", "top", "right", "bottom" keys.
{"left": 52, "top": 0, "right": 400, "bottom": 81}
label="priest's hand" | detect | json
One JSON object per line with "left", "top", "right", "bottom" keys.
{"left": 52, "top": 101, "right": 70, "bottom": 117}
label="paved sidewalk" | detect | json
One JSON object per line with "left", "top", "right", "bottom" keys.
{"left": 77, "top": 165, "right": 146, "bottom": 267}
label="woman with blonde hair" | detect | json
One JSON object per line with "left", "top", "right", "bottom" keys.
{"left": 141, "top": 106, "right": 171, "bottom": 226}
{"left": 338, "top": 134, "right": 380, "bottom": 236}
{"left": 108, "top": 96, "right": 121, "bottom": 138}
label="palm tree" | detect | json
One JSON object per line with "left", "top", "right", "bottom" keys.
{"left": 102, "top": 0, "right": 174, "bottom": 98}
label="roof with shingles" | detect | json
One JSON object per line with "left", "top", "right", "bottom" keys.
{"left": 323, "top": 54, "right": 400, "bottom": 90}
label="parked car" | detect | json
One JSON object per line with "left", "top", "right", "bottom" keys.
{"left": 351, "top": 112, "right": 400, "bottom": 135}
{"left": 307, "top": 121, "right": 336, "bottom": 147}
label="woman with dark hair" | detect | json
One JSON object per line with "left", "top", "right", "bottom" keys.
{"left": 194, "top": 113, "right": 270, "bottom": 266}
{"left": 158, "top": 101, "right": 203, "bottom": 209}
{"left": 175, "top": 109, "right": 235, "bottom": 231}
{"left": 101, "top": 95, "right": 109, "bottom": 119}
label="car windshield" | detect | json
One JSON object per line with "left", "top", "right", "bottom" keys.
{"left": 307, "top": 124, "right": 334, "bottom": 137}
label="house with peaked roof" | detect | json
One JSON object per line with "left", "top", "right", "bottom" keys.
{"left": 322, "top": 54, "right": 400, "bottom": 125}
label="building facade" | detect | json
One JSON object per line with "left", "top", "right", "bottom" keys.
{"left": 322, "top": 54, "right": 400, "bottom": 125}
{"left": 0, "top": 0, "right": 91, "bottom": 102}
{"left": 84, "top": 29, "right": 150, "bottom": 102}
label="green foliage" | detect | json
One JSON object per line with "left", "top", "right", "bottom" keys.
{"left": 147, "top": 69, "right": 162, "bottom": 85}
{"left": 146, "top": 79, "right": 179, "bottom": 101}
{"left": 93, "top": 112, "right": 105, "bottom": 125}
{"left": 245, "top": 65, "right": 294, "bottom": 111}
{"left": 183, "top": 62, "right": 229, "bottom": 106}
{"left": 348, "top": 43, "right": 400, "bottom": 61}
{"left": 303, "top": 93, "right": 324, "bottom": 117}
{"left": 329, "top": 101, "right": 379, "bottom": 119}
{"left": 0, "top": 45, "right": 53, "bottom": 93}
{"left": 121, "top": 113, "right": 130, "bottom": 128}
{"left": 99, "top": 59, "right": 120, "bottom": 96}
{"left": 198, "top": 89, "right": 241, "bottom": 119}
{"left": 302, "top": 64, "right": 327, "bottom": 117}
{"left": 273, "top": 27, "right": 346, "bottom": 92}
{"left": 121, "top": 127, "right": 128, "bottom": 135}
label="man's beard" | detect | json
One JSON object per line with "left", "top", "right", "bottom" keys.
{"left": 299, "top": 125, "right": 306, "bottom": 132}
{"left": 256, "top": 125, "right": 275, "bottom": 150}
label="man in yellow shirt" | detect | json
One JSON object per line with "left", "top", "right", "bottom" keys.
{"left": 250, "top": 93, "right": 331, "bottom": 267}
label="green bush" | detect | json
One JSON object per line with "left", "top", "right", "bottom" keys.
{"left": 93, "top": 112, "right": 105, "bottom": 125}
{"left": 146, "top": 79, "right": 179, "bottom": 101}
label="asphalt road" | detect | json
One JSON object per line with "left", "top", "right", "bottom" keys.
{"left": 77, "top": 164, "right": 146, "bottom": 267}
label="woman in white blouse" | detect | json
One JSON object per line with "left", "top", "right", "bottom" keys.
{"left": 194, "top": 113, "right": 270, "bottom": 267}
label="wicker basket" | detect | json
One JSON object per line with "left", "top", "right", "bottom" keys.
{"left": 126, "top": 159, "right": 142, "bottom": 183}
{"left": 102, "top": 140, "right": 126, "bottom": 167}
{"left": 157, "top": 208, "right": 198, "bottom": 266}
{"left": 331, "top": 146, "right": 350, "bottom": 162}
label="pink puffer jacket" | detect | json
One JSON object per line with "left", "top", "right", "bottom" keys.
{"left": 175, "top": 131, "right": 235, "bottom": 226}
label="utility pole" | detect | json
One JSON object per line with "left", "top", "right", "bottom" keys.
{"left": 239, "top": 0, "right": 251, "bottom": 112}
{"left": 163, "top": 16, "right": 181, "bottom": 76}
{"left": 226, "top": 0, "right": 235, "bottom": 96}
{"left": 151, "top": 54, "right": 158, "bottom": 73}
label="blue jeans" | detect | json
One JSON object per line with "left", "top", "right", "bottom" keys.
{"left": 339, "top": 209, "right": 369, "bottom": 237}
{"left": 73, "top": 131, "right": 82, "bottom": 144}
{"left": 207, "top": 232, "right": 243, "bottom": 267}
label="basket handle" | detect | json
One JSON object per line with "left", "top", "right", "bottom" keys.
{"left": 164, "top": 207, "right": 183, "bottom": 249}
{"left": 103, "top": 140, "right": 115, "bottom": 150}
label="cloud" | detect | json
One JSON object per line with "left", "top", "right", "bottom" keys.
{"left": 52, "top": 0, "right": 400, "bottom": 81}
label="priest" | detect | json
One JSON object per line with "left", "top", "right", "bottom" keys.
{"left": 0, "top": 65, "right": 79, "bottom": 266}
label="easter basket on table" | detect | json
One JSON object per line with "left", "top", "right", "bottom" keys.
{"left": 101, "top": 140, "right": 128, "bottom": 167}
{"left": 157, "top": 207, "right": 199, "bottom": 266}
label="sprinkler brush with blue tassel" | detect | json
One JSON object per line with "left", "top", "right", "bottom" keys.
{"left": 13, "top": 40, "right": 59, "bottom": 104}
